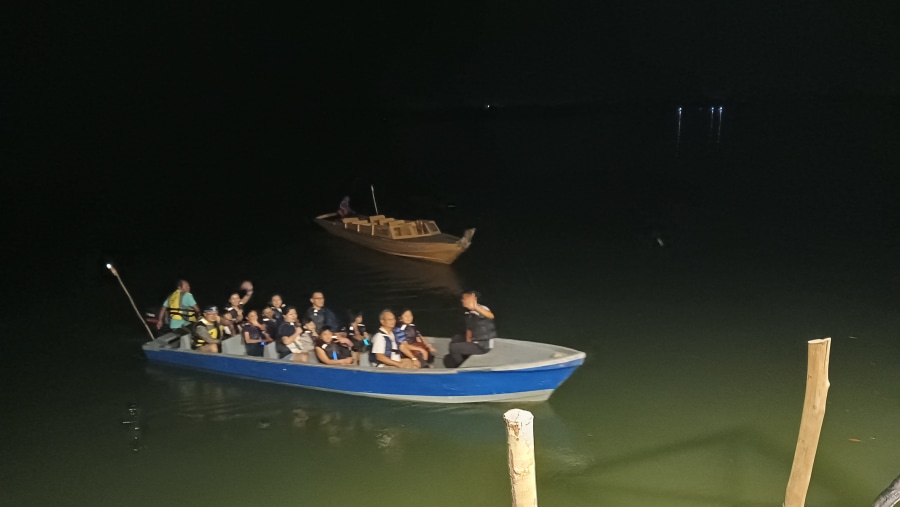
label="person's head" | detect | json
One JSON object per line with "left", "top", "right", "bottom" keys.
{"left": 301, "top": 316, "right": 316, "bottom": 332}
{"left": 347, "top": 309, "right": 363, "bottom": 324}
{"left": 202, "top": 305, "right": 219, "bottom": 322}
{"left": 262, "top": 307, "right": 274, "bottom": 319}
{"left": 177, "top": 280, "right": 191, "bottom": 293}
{"left": 320, "top": 327, "right": 334, "bottom": 342}
{"left": 246, "top": 310, "right": 259, "bottom": 323}
{"left": 379, "top": 309, "right": 396, "bottom": 329}
{"left": 229, "top": 293, "right": 241, "bottom": 306}
{"left": 270, "top": 294, "right": 283, "bottom": 308}
{"left": 310, "top": 292, "right": 325, "bottom": 309}
{"left": 399, "top": 309, "right": 414, "bottom": 325}
{"left": 461, "top": 290, "right": 480, "bottom": 308}
{"left": 284, "top": 306, "right": 298, "bottom": 323}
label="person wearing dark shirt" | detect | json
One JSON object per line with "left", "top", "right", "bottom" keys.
{"left": 241, "top": 310, "right": 270, "bottom": 356}
{"left": 277, "top": 307, "right": 313, "bottom": 362}
{"left": 304, "top": 291, "right": 342, "bottom": 333}
{"left": 313, "top": 328, "right": 354, "bottom": 365}
{"left": 268, "top": 294, "right": 287, "bottom": 323}
{"left": 395, "top": 309, "right": 435, "bottom": 366}
{"left": 343, "top": 309, "right": 371, "bottom": 353}
{"left": 261, "top": 307, "right": 279, "bottom": 338}
{"left": 444, "top": 291, "right": 496, "bottom": 368}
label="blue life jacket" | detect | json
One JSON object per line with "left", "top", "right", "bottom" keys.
{"left": 370, "top": 331, "right": 399, "bottom": 365}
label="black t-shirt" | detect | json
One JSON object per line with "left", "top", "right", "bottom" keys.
{"left": 314, "top": 339, "right": 352, "bottom": 361}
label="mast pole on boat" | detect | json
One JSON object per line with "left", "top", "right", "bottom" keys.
{"left": 107, "top": 264, "right": 156, "bottom": 342}
{"left": 370, "top": 184, "right": 380, "bottom": 215}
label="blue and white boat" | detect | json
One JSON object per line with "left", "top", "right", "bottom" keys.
{"left": 142, "top": 333, "right": 585, "bottom": 404}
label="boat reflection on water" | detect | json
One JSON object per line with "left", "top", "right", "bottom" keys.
{"left": 142, "top": 364, "right": 585, "bottom": 466}
{"left": 314, "top": 232, "right": 465, "bottom": 297}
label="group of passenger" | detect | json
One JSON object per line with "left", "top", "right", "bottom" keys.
{"left": 156, "top": 280, "right": 497, "bottom": 369}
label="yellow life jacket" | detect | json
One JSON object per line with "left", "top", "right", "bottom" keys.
{"left": 193, "top": 318, "right": 222, "bottom": 345}
{"left": 166, "top": 290, "right": 197, "bottom": 322}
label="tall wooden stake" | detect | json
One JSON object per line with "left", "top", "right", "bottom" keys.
{"left": 504, "top": 409, "right": 537, "bottom": 507}
{"left": 784, "top": 337, "right": 832, "bottom": 507}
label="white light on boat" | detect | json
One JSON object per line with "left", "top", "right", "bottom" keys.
{"left": 106, "top": 263, "right": 112, "bottom": 270}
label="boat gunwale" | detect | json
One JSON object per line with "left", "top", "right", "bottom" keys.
{"left": 143, "top": 336, "right": 585, "bottom": 374}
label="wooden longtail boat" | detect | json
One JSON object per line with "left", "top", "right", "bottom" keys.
{"left": 142, "top": 333, "right": 586, "bottom": 404}
{"left": 314, "top": 213, "right": 476, "bottom": 264}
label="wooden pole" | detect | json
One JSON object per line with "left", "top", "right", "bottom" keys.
{"left": 504, "top": 408, "right": 537, "bottom": 507}
{"left": 784, "top": 337, "right": 832, "bottom": 507}
{"left": 107, "top": 264, "right": 157, "bottom": 342}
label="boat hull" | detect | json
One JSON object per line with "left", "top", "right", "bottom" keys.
{"left": 314, "top": 214, "right": 473, "bottom": 264}
{"left": 142, "top": 339, "right": 585, "bottom": 404}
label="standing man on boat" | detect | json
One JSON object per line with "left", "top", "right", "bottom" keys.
{"left": 444, "top": 290, "right": 496, "bottom": 368}
{"left": 157, "top": 280, "right": 201, "bottom": 332}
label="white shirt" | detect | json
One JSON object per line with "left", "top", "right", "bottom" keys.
{"left": 287, "top": 329, "right": 315, "bottom": 354}
{"left": 371, "top": 328, "right": 401, "bottom": 362}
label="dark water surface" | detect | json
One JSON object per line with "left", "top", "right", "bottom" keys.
{"left": 3, "top": 100, "right": 899, "bottom": 506}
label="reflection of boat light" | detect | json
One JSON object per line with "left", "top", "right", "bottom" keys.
{"left": 318, "top": 232, "right": 465, "bottom": 296}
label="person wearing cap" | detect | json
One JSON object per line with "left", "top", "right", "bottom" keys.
{"left": 190, "top": 305, "right": 225, "bottom": 353}
{"left": 444, "top": 290, "right": 496, "bottom": 368}
{"left": 157, "top": 280, "right": 201, "bottom": 331}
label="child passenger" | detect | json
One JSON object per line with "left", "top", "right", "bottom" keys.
{"left": 395, "top": 309, "right": 436, "bottom": 367}
{"left": 314, "top": 328, "right": 354, "bottom": 365}
{"left": 343, "top": 309, "right": 371, "bottom": 353}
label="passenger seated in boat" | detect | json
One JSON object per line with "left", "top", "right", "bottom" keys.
{"left": 221, "top": 293, "right": 245, "bottom": 336}
{"left": 268, "top": 294, "right": 287, "bottom": 323}
{"left": 395, "top": 309, "right": 436, "bottom": 367}
{"left": 242, "top": 310, "right": 271, "bottom": 356}
{"left": 304, "top": 291, "right": 341, "bottom": 334}
{"left": 260, "top": 307, "right": 279, "bottom": 338}
{"left": 445, "top": 290, "right": 496, "bottom": 368}
{"left": 190, "top": 305, "right": 225, "bottom": 353}
{"left": 370, "top": 310, "right": 420, "bottom": 369}
{"left": 277, "top": 307, "right": 314, "bottom": 362}
{"left": 343, "top": 309, "right": 371, "bottom": 353}
{"left": 313, "top": 328, "right": 355, "bottom": 365}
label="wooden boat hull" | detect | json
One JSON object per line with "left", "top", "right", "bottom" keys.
{"left": 314, "top": 213, "right": 475, "bottom": 264}
{"left": 142, "top": 336, "right": 585, "bottom": 404}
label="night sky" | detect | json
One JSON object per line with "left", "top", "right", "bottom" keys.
{"left": 4, "top": 2, "right": 898, "bottom": 209}
{"left": 8, "top": 3, "right": 898, "bottom": 120}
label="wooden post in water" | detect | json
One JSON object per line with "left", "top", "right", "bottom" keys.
{"left": 784, "top": 337, "right": 832, "bottom": 507}
{"left": 504, "top": 409, "right": 537, "bottom": 507}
